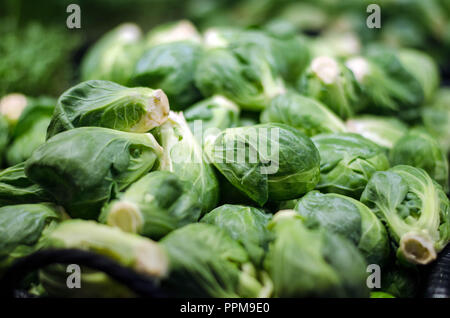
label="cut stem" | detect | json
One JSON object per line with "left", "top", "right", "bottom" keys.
{"left": 399, "top": 232, "right": 437, "bottom": 265}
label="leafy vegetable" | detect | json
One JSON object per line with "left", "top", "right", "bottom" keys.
{"left": 264, "top": 210, "right": 369, "bottom": 297}
{"left": 345, "top": 47, "right": 424, "bottom": 116}
{"left": 6, "top": 96, "right": 55, "bottom": 165}
{"left": 421, "top": 88, "right": 450, "bottom": 154}
{"left": 47, "top": 80, "right": 169, "bottom": 138}
{"left": 0, "top": 21, "right": 79, "bottom": 96}
{"left": 0, "top": 163, "right": 52, "bottom": 206}
{"left": 201, "top": 204, "right": 272, "bottom": 266}
{"left": 312, "top": 133, "right": 390, "bottom": 198}
{"left": 81, "top": 23, "right": 143, "bottom": 86}
{"left": 132, "top": 41, "right": 203, "bottom": 110}
{"left": 390, "top": 128, "right": 448, "bottom": 191}
{"left": 100, "top": 171, "right": 201, "bottom": 239}
{"left": 298, "top": 56, "right": 361, "bottom": 119}
{"left": 25, "top": 127, "right": 166, "bottom": 219}
{"left": 40, "top": 219, "right": 168, "bottom": 297}
{"left": 204, "top": 27, "right": 310, "bottom": 83}
{"left": 346, "top": 116, "right": 408, "bottom": 149}
{"left": 294, "top": 191, "right": 390, "bottom": 266}
{"left": 145, "top": 20, "right": 202, "bottom": 46}
{"left": 154, "top": 112, "right": 219, "bottom": 213}
{"left": 184, "top": 95, "right": 240, "bottom": 139}
{"left": 195, "top": 46, "right": 285, "bottom": 111}
{"left": 361, "top": 165, "right": 450, "bottom": 265}
{"left": 161, "top": 223, "right": 271, "bottom": 297}
{"left": 260, "top": 92, "right": 346, "bottom": 137}
{"left": 0, "top": 203, "right": 65, "bottom": 274}
{"left": 206, "top": 123, "right": 321, "bottom": 206}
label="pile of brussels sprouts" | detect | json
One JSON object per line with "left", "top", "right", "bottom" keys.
{"left": 0, "top": 20, "right": 449, "bottom": 299}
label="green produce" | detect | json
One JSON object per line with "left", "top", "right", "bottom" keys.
{"left": 47, "top": 80, "right": 170, "bottom": 138}
{"left": 361, "top": 165, "right": 450, "bottom": 265}
{"left": 0, "top": 163, "right": 52, "bottom": 206}
{"left": 312, "top": 133, "right": 390, "bottom": 198}
{"left": 25, "top": 127, "right": 166, "bottom": 219}
{"left": 398, "top": 49, "right": 439, "bottom": 103}
{"left": 201, "top": 204, "right": 272, "bottom": 266}
{"left": 346, "top": 116, "right": 408, "bottom": 149}
{"left": 264, "top": 210, "right": 369, "bottom": 298}
{"left": 145, "top": 20, "right": 202, "bottom": 46}
{"left": 203, "top": 27, "right": 310, "bottom": 83}
{"left": 0, "top": 203, "right": 65, "bottom": 274}
{"left": 81, "top": 23, "right": 143, "bottom": 85}
{"left": 294, "top": 191, "right": 390, "bottom": 266}
{"left": 195, "top": 46, "right": 285, "bottom": 111}
{"left": 100, "top": 171, "right": 201, "bottom": 239}
{"left": 260, "top": 92, "right": 346, "bottom": 137}
{"left": 132, "top": 41, "right": 203, "bottom": 110}
{"left": 421, "top": 88, "right": 450, "bottom": 154}
{"left": 206, "top": 123, "right": 321, "bottom": 206}
{"left": 154, "top": 112, "right": 219, "bottom": 213}
{"left": 160, "top": 223, "right": 271, "bottom": 298}
{"left": 298, "top": 56, "right": 361, "bottom": 119}
{"left": 40, "top": 220, "right": 168, "bottom": 297}
{"left": 390, "top": 128, "right": 448, "bottom": 191}
{"left": 6, "top": 96, "right": 55, "bottom": 165}
{"left": 184, "top": 95, "right": 240, "bottom": 139}
{"left": 0, "top": 21, "right": 78, "bottom": 96}
{"left": 370, "top": 292, "right": 395, "bottom": 298}
{"left": 345, "top": 47, "right": 424, "bottom": 115}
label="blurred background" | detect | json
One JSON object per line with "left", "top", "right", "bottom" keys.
{"left": 1, "top": 0, "right": 450, "bottom": 97}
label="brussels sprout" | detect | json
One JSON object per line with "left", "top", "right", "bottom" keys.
{"left": 100, "top": 171, "right": 201, "bottom": 239}
{"left": 260, "top": 92, "right": 346, "bottom": 137}
{"left": 0, "top": 203, "right": 65, "bottom": 274}
{"left": 81, "top": 23, "right": 143, "bottom": 85}
{"left": 398, "top": 49, "right": 439, "bottom": 103}
{"left": 370, "top": 292, "right": 395, "bottom": 298}
{"left": 47, "top": 80, "right": 170, "bottom": 138}
{"left": 361, "top": 165, "right": 450, "bottom": 265}
{"left": 421, "top": 88, "right": 450, "bottom": 154}
{"left": 0, "top": 93, "right": 29, "bottom": 126}
{"left": 132, "top": 41, "right": 203, "bottom": 110}
{"left": 160, "top": 223, "right": 271, "bottom": 297}
{"left": 345, "top": 48, "right": 424, "bottom": 115}
{"left": 25, "top": 127, "right": 166, "bottom": 219}
{"left": 310, "top": 32, "right": 362, "bottom": 59}
{"left": 312, "top": 133, "right": 390, "bottom": 198}
{"left": 203, "top": 27, "right": 310, "bottom": 83}
{"left": 266, "top": 2, "right": 328, "bottom": 34}
{"left": 154, "top": 112, "right": 219, "bottom": 213}
{"left": 390, "top": 129, "right": 448, "bottom": 191}
{"left": 206, "top": 123, "right": 320, "bottom": 206}
{"left": 201, "top": 204, "right": 272, "bottom": 266}
{"left": 40, "top": 220, "right": 168, "bottom": 297}
{"left": 346, "top": 116, "right": 408, "bottom": 149}
{"left": 184, "top": 95, "right": 240, "bottom": 139}
{"left": 195, "top": 46, "right": 285, "bottom": 111}
{"left": 298, "top": 56, "right": 361, "bottom": 119}
{"left": 6, "top": 96, "right": 55, "bottom": 165}
{"left": 264, "top": 210, "right": 369, "bottom": 298}
{"left": 145, "top": 20, "right": 201, "bottom": 46}
{"left": 0, "top": 163, "right": 52, "bottom": 206}
{"left": 294, "top": 191, "right": 390, "bottom": 266}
